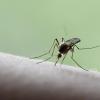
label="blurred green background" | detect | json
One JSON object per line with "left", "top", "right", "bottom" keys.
{"left": 0, "top": 0, "right": 100, "bottom": 71}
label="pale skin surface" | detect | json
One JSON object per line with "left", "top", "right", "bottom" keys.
{"left": 0, "top": 52, "right": 100, "bottom": 100}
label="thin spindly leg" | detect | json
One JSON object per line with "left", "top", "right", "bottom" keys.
{"left": 30, "top": 38, "right": 59, "bottom": 59}
{"left": 70, "top": 48, "right": 88, "bottom": 71}
{"left": 37, "top": 56, "right": 52, "bottom": 64}
{"left": 37, "top": 43, "right": 58, "bottom": 64}
{"left": 75, "top": 45, "right": 100, "bottom": 50}
{"left": 61, "top": 53, "right": 67, "bottom": 64}
{"left": 51, "top": 43, "right": 59, "bottom": 56}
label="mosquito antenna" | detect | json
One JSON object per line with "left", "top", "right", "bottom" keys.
{"left": 63, "top": 25, "right": 68, "bottom": 37}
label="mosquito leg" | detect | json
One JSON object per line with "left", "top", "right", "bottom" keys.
{"left": 36, "top": 43, "right": 58, "bottom": 64}
{"left": 51, "top": 43, "right": 59, "bottom": 56}
{"left": 39, "top": 43, "right": 58, "bottom": 63}
{"left": 37, "top": 56, "right": 52, "bottom": 64}
{"left": 30, "top": 38, "right": 59, "bottom": 59}
{"left": 70, "top": 49, "right": 88, "bottom": 71}
{"left": 75, "top": 45, "right": 100, "bottom": 50}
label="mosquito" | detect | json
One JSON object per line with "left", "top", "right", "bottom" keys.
{"left": 31, "top": 37, "right": 100, "bottom": 71}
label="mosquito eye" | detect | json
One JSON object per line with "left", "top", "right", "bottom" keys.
{"left": 58, "top": 53, "right": 62, "bottom": 58}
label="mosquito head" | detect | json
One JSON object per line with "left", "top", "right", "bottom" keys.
{"left": 57, "top": 53, "right": 62, "bottom": 59}
{"left": 55, "top": 53, "right": 62, "bottom": 66}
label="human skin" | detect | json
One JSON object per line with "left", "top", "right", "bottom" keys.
{"left": 0, "top": 52, "right": 100, "bottom": 100}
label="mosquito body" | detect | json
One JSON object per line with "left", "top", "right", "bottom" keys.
{"left": 31, "top": 37, "right": 100, "bottom": 71}
{"left": 58, "top": 38, "right": 80, "bottom": 57}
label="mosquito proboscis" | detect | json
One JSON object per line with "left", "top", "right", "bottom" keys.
{"left": 30, "top": 37, "right": 100, "bottom": 71}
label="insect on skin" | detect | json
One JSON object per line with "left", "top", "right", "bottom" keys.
{"left": 31, "top": 37, "right": 100, "bottom": 71}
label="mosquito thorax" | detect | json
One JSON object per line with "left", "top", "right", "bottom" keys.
{"left": 59, "top": 43, "right": 70, "bottom": 54}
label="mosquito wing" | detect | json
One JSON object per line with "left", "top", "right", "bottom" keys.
{"left": 65, "top": 38, "right": 81, "bottom": 45}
